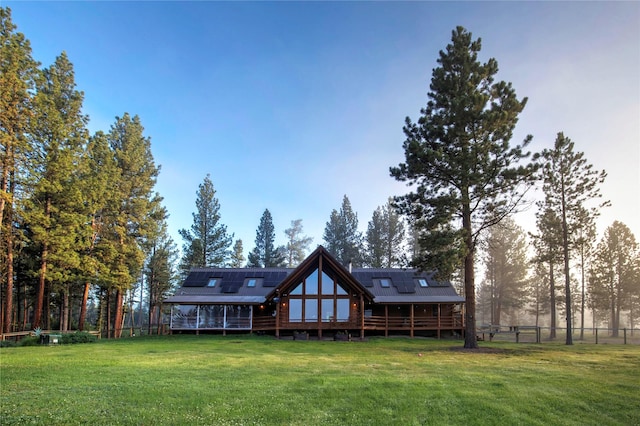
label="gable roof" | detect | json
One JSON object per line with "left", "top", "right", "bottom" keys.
{"left": 264, "top": 246, "right": 374, "bottom": 301}
{"left": 165, "top": 246, "right": 464, "bottom": 305}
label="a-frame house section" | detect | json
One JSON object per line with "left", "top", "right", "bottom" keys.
{"left": 264, "top": 246, "right": 374, "bottom": 339}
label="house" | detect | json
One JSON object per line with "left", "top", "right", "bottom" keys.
{"left": 164, "top": 246, "right": 465, "bottom": 339}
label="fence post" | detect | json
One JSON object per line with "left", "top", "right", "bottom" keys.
{"left": 624, "top": 328, "right": 627, "bottom": 345}
{"left": 595, "top": 328, "right": 598, "bottom": 345}
{"left": 536, "top": 327, "right": 541, "bottom": 344}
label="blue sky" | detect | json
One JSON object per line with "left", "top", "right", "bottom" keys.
{"left": 6, "top": 1, "right": 640, "bottom": 257}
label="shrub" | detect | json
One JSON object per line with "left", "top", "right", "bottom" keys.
{"left": 18, "top": 336, "right": 40, "bottom": 347}
{"left": 0, "top": 340, "right": 17, "bottom": 348}
{"left": 61, "top": 332, "right": 97, "bottom": 344}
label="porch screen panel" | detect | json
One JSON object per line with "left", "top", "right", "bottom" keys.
{"left": 171, "top": 305, "right": 198, "bottom": 329}
{"left": 198, "top": 305, "right": 224, "bottom": 328}
{"left": 226, "top": 305, "right": 251, "bottom": 329}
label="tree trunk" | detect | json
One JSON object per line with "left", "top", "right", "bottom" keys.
{"left": 560, "top": 182, "right": 573, "bottom": 345}
{"left": 0, "top": 143, "right": 11, "bottom": 242}
{"left": 462, "top": 203, "right": 477, "bottom": 349}
{"left": 34, "top": 248, "right": 47, "bottom": 329}
{"left": 114, "top": 289, "right": 124, "bottom": 338}
{"left": 60, "top": 290, "right": 69, "bottom": 331}
{"left": 34, "top": 197, "right": 52, "bottom": 329}
{"left": 549, "top": 261, "right": 557, "bottom": 339}
{"left": 78, "top": 281, "right": 90, "bottom": 331}
{"left": 105, "top": 289, "right": 111, "bottom": 338}
{"left": 610, "top": 291, "right": 617, "bottom": 337}
{"left": 3, "top": 215, "right": 14, "bottom": 333}
{"left": 580, "top": 246, "right": 585, "bottom": 340}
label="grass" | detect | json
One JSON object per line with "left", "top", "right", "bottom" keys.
{"left": 1, "top": 335, "right": 639, "bottom": 425}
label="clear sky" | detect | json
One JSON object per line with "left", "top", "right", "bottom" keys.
{"left": 6, "top": 1, "right": 640, "bottom": 258}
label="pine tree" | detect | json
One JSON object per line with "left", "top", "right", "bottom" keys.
{"left": 480, "top": 218, "right": 529, "bottom": 325}
{"left": 179, "top": 174, "right": 232, "bottom": 274}
{"left": 365, "top": 208, "right": 385, "bottom": 267}
{"left": 105, "top": 113, "right": 161, "bottom": 338}
{"left": 284, "top": 219, "right": 313, "bottom": 267}
{"left": 390, "top": 27, "right": 536, "bottom": 348}
{"left": 229, "top": 239, "right": 245, "bottom": 268}
{"left": 76, "top": 131, "right": 119, "bottom": 331}
{"left": 530, "top": 207, "right": 563, "bottom": 339}
{"left": 365, "top": 199, "right": 405, "bottom": 268}
{"left": 145, "top": 221, "right": 178, "bottom": 335}
{"left": 24, "top": 52, "right": 89, "bottom": 329}
{"left": 248, "top": 209, "right": 285, "bottom": 267}
{"left": 539, "top": 132, "right": 608, "bottom": 344}
{"left": 0, "top": 6, "right": 39, "bottom": 333}
{"left": 589, "top": 221, "right": 639, "bottom": 336}
{"left": 573, "top": 206, "right": 596, "bottom": 339}
{"left": 323, "top": 195, "right": 363, "bottom": 267}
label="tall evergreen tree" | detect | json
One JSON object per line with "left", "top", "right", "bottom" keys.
{"left": 323, "top": 195, "right": 363, "bottom": 267}
{"left": 76, "top": 131, "right": 119, "bottom": 331}
{"left": 24, "top": 52, "right": 89, "bottom": 329}
{"left": 526, "top": 262, "right": 550, "bottom": 328}
{"left": 530, "top": 207, "right": 563, "bottom": 338}
{"left": 284, "top": 219, "right": 313, "bottom": 267}
{"left": 573, "top": 205, "right": 596, "bottom": 339}
{"left": 248, "top": 209, "right": 285, "bottom": 267}
{"left": 145, "top": 220, "right": 178, "bottom": 335}
{"left": 390, "top": 27, "right": 536, "bottom": 348}
{"left": 0, "top": 6, "right": 39, "bottom": 333}
{"left": 229, "top": 239, "right": 245, "bottom": 268}
{"left": 365, "top": 199, "right": 405, "bottom": 268}
{"left": 539, "top": 132, "right": 608, "bottom": 344}
{"left": 105, "top": 113, "right": 162, "bottom": 338}
{"left": 365, "top": 208, "right": 385, "bottom": 268}
{"left": 480, "top": 218, "right": 529, "bottom": 325}
{"left": 589, "top": 221, "right": 639, "bottom": 336}
{"left": 179, "top": 174, "right": 232, "bottom": 274}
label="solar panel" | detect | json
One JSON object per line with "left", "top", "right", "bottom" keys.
{"left": 183, "top": 271, "right": 208, "bottom": 287}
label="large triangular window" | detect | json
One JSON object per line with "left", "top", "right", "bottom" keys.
{"left": 287, "top": 267, "right": 351, "bottom": 323}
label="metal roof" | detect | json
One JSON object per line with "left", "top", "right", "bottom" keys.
{"left": 165, "top": 249, "right": 463, "bottom": 305}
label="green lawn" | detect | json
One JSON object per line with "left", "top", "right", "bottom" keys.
{"left": 1, "top": 335, "right": 638, "bottom": 425}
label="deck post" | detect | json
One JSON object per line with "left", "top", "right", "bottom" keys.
{"left": 410, "top": 304, "right": 414, "bottom": 338}
{"left": 360, "top": 294, "right": 365, "bottom": 340}
{"left": 385, "top": 305, "right": 389, "bottom": 337}
{"left": 437, "top": 304, "right": 441, "bottom": 339}
{"left": 275, "top": 291, "right": 280, "bottom": 339}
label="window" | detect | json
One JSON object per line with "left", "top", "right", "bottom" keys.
{"left": 244, "top": 278, "right": 262, "bottom": 288}
{"left": 207, "top": 278, "right": 219, "bottom": 287}
{"left": 287, "top": 267, "right": 351, "bottom": 323}
{"left": 289, "top": 299, "right": 302, "bottom": 322}
{"left": 417, "top": 278, "right": 428, "bottom": 288}
{"left": 378, "top": 278, "right": 391, "bottom": 288}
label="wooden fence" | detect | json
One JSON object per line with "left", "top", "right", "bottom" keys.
{"left": 477, "top": 325, "right": 640, "bottom": 345}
